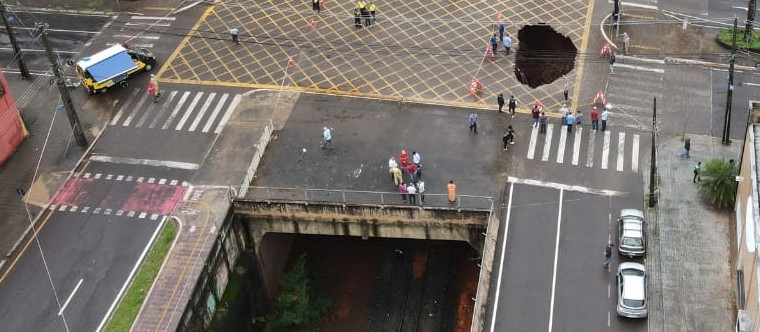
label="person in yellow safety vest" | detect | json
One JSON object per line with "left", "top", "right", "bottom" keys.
{"left": 369, "top": 2, "right": 377, "bottom": 23}
{"left": 357, "top": 0, "right": 366, "bottom": 10}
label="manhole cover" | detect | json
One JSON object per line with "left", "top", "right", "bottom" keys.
{"left": 515, "top": 24, "right": 577, "bottom": 88}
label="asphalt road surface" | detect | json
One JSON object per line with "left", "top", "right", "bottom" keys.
{"left": 489, "top": 181, "right": 647, "bottom": 332}
{"left": 0, "top": 11, "right": 111, "bottom": 74}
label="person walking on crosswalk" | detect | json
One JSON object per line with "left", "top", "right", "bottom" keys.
{"left": 531, "top": 104, "right": 540, "bottom": 128}
{"left": 601, "top": 106, "right": 610, "bottom": 131}
{"left": 591, "top": 106, "right": 599, "bottom": 131}
{"left": 539, "top": 112, "right": 548, "bottom": 134}
{"left": 147, "top": 74, "right": 160, "bottom": 103}
{"left": 575, "top": 110, "right": 584, "bottom": 129}
{"left": 508, "top": 95, "right": 517, "bottom": 117}
{"left": 559, "top": 103, "right": 569, "bottom": 125}
{"left": 566, "top": 112, "right": 574, "bottom": 132}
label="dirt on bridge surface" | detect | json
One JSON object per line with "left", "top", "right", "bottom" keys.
{"left": 515, "top": 24, "right": 577, "bottom": 88}
{"left": 283, "top": 235, "right": 479, "bottom": 332}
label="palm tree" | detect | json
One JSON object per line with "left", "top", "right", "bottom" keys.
{"left": 697, "top": 158, "right": 737, "bottom": 210}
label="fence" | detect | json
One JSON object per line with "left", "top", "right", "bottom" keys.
{"left": 244, "top": 186, "right": 494, "bottom": 211}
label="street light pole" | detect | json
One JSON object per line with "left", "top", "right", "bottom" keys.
{"left": 723, "top": 17, "right": 738, "bottom": 145}
{"left": 649, "top": 98, "right": 657, "bottom": 207}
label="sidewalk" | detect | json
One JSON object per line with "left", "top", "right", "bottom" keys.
{"left": 0, "top": 74, "right": 98, "bottom": 264}
{"left": 646, "top": 134, "right": 738, "bottom": 332}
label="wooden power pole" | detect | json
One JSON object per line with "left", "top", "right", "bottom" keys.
{"left": 0, "top": 2, "right": 29, "bottom": 78}
{"left": 37, "top": 23, "right": 88, "bottom": 148}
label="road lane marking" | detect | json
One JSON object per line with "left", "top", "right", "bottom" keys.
{"left": 632, "top": 134, "right": 640, "bottom": 172}
{"left": 601, "top": 131, "right": 611, "bottom": 169}
{"left": 110, "top": 88, "right": 139, "bottom": 125}
{"left": 175, "top": 92, "right": 204, "bottom": 131}
{"left": 547, "top": 189, "right": 564, "bottom": 332}
{"left": 114, "top": 34, "right": 161, "bottom": 40}
{"left": 541, "top": 124, "right": 553, "bottom": 161}
{"left": 58, "top": 278, "right": 83, "bottom": 316}
{"left": 556, "top": 127, "right": 567, "bottom": 164}
{"left": 88, "top": 155, "right": 200, "bottom": 170}
{"left": 586, "top": 132, "right": 596, "bottom": 167}
{"left": 135, "top": 97, "right": 159, "bottom": 128}
{"left": 97, "top": 217, "right": 167, "bottom": 332}
{"left": 507, "top": 177, "right": 625, "bottom": 196}
{"left": 527, "top": 125, "right": 538, "bottom": 159}
{"left": 123, "top": 93, "right": 150, "bottom": 127}
{"left": 572, "top": 127, "right": 582, "bottom": 165}
{"left": 125, "top": 22, "right": 172, "bottom": 27}
{"left": 162, "top": 91, "right": 191, "bottom": 130}
{"left": 202, "top": 93, "right": 230, "bottom": 133}
{"left": 0, "top": 209, "right": 55, "bottom": 285}
{"left": 489, "top": 182, "right": 514, "bottom": 332}
{"left": 130, "top": 16, "right": 177, "bottom": 21}
{"left": 214, "top": 94, "right": 243, "bottom": 134}
{"left": 188, "top": 92, "right": 216, "bottom": 132}
{"left": 615, "top": 63, "right": 664, "bottom": 73}
{"left": 149, "top": 90, "right": 178, "bottom": 129}
{"left": 617, "top": 132, "right": 626, "bottom": 172}
{"left": 569, "top": 0, "right": 595, "bottom": 116}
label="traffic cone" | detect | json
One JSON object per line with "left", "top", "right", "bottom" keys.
{"left": 309, "top": 18, "right": 317, "bottom": 29}
{"left": 494, "top": 11, "right": 502, "bottom": 21}
{"left": 593, "top": 90, "right": 606, "bottom": 106}
{"left": 599, "top": 43, "right": 611, "bottom": 58}
{"left": 287, "top": 57, "right": 297, "bottom": 68}
{"left": 319, "top": 0, "right": 325, "bottom": 9}
{"left": 485, "top": 44, "right": 495, "bottom": 60}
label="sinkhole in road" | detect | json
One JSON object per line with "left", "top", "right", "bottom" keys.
{"left": 515, "top": 24, "right": 577, "bottom": 88}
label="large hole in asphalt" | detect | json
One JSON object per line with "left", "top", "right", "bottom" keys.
{"left": 515, "top": 24, "right": 577, "bottom": 88}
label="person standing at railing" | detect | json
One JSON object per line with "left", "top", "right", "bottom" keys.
{"left": 407, "top": 183, "right": 417, "bottom": 205}
{"left": 399, "top": 182, "right": 407, "bottom": 201}
{"left": 417, "top": 180, "right": 425, "bottom": 205}
{"left": 447, "top": 180, "right": 457, "bottom": 205}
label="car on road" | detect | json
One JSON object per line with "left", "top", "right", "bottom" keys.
{"left": 616, "top": 262, "right": 648, "bottom": 318}
{"left": 618, "top": 208, "right": 646, "bottom": 257}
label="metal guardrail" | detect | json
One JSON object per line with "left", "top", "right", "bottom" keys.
{"left": 245, "top": 186, "right": 494, "bottom": 210}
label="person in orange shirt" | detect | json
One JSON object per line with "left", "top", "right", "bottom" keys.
{"left": 447, "top": 180, "right": 457, "bottom": 205}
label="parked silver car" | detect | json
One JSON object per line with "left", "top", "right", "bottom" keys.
{"left": 616, "top": 262, "right": 648, "bottom": 318}
{"left": 618, "top": 209, "right": 646, "bottom": 257}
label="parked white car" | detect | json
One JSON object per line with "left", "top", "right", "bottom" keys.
{"left": 618, "top": 209, "right": 646, "bottom": 257}
{"left": 616, "top": 262, "right": 648, "bottom": 318}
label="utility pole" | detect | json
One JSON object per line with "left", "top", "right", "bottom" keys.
{"left": 723, "top": 17, "right": 738, "bottom": 145}
{"left": 649, "top": 98, "right": 657, "bottom": 208}
{"left": 746, "top": 0, "right": 756, "bottom": 42}
{"left": 37, "top": 22, "right": 88, "bottom": 148}
{"left": 0, "top": 2, "right": 29, "bottom": 78}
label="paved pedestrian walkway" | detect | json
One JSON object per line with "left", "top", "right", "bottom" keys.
{"left": 645, "top": 134, "right": 738, "bottom": 332}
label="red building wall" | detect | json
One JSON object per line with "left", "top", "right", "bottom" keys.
{"left": 0, "top": 71, "right": 26, "bottom": 167}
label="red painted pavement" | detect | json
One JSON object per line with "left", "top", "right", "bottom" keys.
{"left": 51, "top": 178, "right": 97, "bottom": 206}
{"left": 121, "top": 182, "right": 188, "bottom": 215}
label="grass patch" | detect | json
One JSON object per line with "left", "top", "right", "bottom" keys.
{"left": 104, "top": 220, "right": 178, "bottom": 332}
{"left": 717, "top": 28, "right": 760, "bottom": 50}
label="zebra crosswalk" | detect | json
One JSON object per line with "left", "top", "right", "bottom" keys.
{"left": 525, "top": 124, "right": 641, "bottom": 173}
{"left": 109, "top": 89, "right": 243, "bottom": 134}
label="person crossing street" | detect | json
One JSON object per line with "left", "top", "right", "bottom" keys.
{"left": 604, "top": 243, "right": 615, "bottom": 270}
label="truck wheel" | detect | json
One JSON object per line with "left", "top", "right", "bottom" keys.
{"left": 145, "top": 63, "right": 153, "bottom": 71}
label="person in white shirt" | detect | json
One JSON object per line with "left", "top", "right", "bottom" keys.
{"left": 417, "top": 181, "right": 425, "bottom": 205}
{"left": 407, "top": 183, "right": 417, "bottom": 205}
{"left": 412, "top": 151, "right": 421, "bottom": 167}
{"left": 559, "top": 104, "right": 569, "bottom": 125}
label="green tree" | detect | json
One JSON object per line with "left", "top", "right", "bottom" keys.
{"left": 270, "top": 254, "right": 330, "bottom": 331}
{"left": 697, "top": 158, "right": 738, "bottom": 210}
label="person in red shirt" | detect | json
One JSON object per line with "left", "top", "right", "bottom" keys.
{"left": 406, "top": 162, "right": 417, "bottom": 182}
{"left": 399, "top": 150, "right": 409, "bottom": 168}
{"left": 590, "top": 106, "right": 600, "bottom": 131}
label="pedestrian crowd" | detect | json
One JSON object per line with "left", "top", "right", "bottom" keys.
{"left": 353, "top": 0, "right": 377, "bottom": 28}
{"left": 388, "top": 150, "right": 429, "bottom": 206}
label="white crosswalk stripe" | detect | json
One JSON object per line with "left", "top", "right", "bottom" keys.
{"left": 541, "top": 124, "right": 554, "bottom": 161}
{"left": 109, "top": 16, "right": 177, "bottom": 52}
{"left": 556, "top": 126, "right": 568, "bottom": 164}
{"left": 107, "top": 90, "right": 242, "bottom": 134}
{"left": 616, "top": 132, "right": 626, "bottom": 172}
{"left": 527, "top": 126, "right": 538, "bottom": 160}
{"left": 525, "top": 125, "right": 642, "bottom": 172}
{"left": 572, "top": 127, "right": 582, "bottom": 165}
